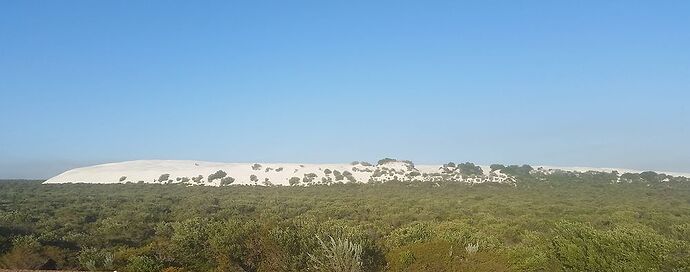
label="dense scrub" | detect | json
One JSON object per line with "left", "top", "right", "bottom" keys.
{"left": 1, "top": 175, "right": 689, "bottom": 271}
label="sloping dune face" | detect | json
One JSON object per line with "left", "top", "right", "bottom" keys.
{"left": 43, "top": 160, "right": 514, "bottom": 186}
{"left": 44, "top": 160, "right": 690, "bottom": 186}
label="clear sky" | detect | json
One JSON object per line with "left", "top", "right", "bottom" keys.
{"left": 1, "top": 1, "right": 689, "bottom": 179}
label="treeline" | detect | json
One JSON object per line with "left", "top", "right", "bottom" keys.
{"left": 1, "top": 173, "right": 689, "bottom": 271}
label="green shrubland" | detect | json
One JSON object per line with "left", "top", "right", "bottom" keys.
{"left": 0, "top": 172, "right": 689, "bottom": 271}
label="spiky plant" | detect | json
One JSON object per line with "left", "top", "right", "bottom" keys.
{"left": 465, "top": 242, "right": 479, "bottom": 255}
{"left": 309, "top": 235, "right": 363, "bottom": 272}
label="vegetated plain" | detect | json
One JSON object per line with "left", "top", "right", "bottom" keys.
{"left": 1, "top": 169, "right": 689, "bottom": 271}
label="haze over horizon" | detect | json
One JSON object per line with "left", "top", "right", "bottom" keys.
{"left": 1, "top": 1, "right": 689, "bottom": 179}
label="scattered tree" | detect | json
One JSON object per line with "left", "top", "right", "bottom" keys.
{"left": 158, "top": 174, "right": 170, "bottom": 182}
{"left": 208, "top": 170, "right": 227, "bottom": 182}
{"left": 220, "top": 177, "right": 235, "bottom": 186}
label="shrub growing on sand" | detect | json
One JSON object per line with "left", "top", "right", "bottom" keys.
{"left": 262, "top": 178, "right": 273, "bottom": 187}
{"left": 333, "top": 170, "right": 344, "bottom": 181}
{"left": 119, "top": 176, "right": 127, "bottom": 182}
{"left": 208, "top": 170, "right": 227, "bottom": 182}
{"left": 289, "top": 177, "right": 301, "bottom": 186}
{"left": 158, "top": 174, "right": 170, "bottom": 182}
{"left": 191, "top": 175, "right": 204, "bottom": 183}
{"left": 490, "top": 164, "right": 505, "bottom": 172}
{"left": 456, "top": 163, "right": 483, "bottom": 176}
{"left": 303, "top": 173, "right": 318, "bottom": 184}
{"left": 377, "top": 158, "right": 397, "bottom": 165}
{"left": 220, "top": 177, "right": 235, "bottom": 186}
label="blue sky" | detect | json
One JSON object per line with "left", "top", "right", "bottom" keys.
{"left": 1, "top": 1, "right": 689, "bottom": 178}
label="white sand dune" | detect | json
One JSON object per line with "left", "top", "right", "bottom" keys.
{"left": 43, "top": 160, "right": 690, "bottom": 186}
{"left": 44, "top": 160, "right": 509, "bottom": 186}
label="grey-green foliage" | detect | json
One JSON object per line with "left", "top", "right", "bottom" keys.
{"left": 125, "top": 256, "right": 163, "bottom": 272}
{"left": 167, "top": 218, "right": 213, "bottom": 271}
{"left": 208, "top": 219, "right": 258, "bottom": 271}
{"left": 208, "top": 170, "right": 227, "bottom": 182}
{"left": 377, "top": 158, "right": 397, "bottom": 165}
{"left": 77, "top": 247, "right": 113, "bottom": 271}
{"left": 333, "top": 170, "right": 344, "bottom": 181}
{"left": 501, "top": 164, "right": 533, "bottom": 176}
{"left": 191, "top": 175, "right": 204, "bottom": 183}
{"left": 550, "top": 221, "right": 690, "bottom": 271}
{"left": 119, "top": 176, "right": 127, "bottom": 182}
{"left": 303, "top": 173, "right": 318, "bottom": 184}
{"left": 12, "top": 234, "right": 39, "bottom": 249}
{"left": 289, "top": 177, "right": 301, "bottom": 186}
{"left": 490, "top": 164, "right": 505, "bottom": 172}
{"left": 220, "top": 177, "right": 235, "bottom": 186}
{"left": 309, "top": 235, "right": 363, "bottom": 272}
{"left": 385, "top": 221, "right": 494, "bottom": 250}
{"left": 456, "top": 162, "right": 483, "bottom": 176}
{"left": 158, "top": 174, "right": 170, "bottom": 182}
{"left": 343, "top": 171, "right": 357, "bottom": 183}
